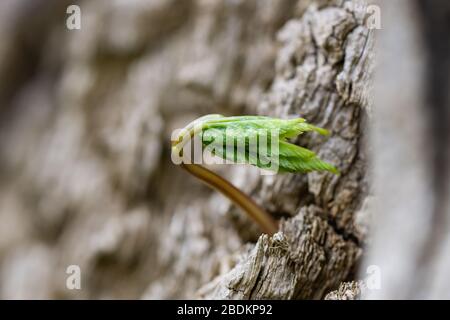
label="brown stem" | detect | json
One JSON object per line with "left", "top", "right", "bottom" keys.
{"left": 180, "top": 163, "right": 278, "bottom": 236}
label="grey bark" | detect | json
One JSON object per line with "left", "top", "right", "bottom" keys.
{"left": 197, "top": 0, "right": 374, "bottom": 299}
{"left": 0, "top": 0, "right": 373, "bottom": 299}
{"left": 324, "top": 280, "right": 365, "bottom": 300}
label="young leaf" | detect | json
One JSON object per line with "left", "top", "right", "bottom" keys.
{"left": 195, "top": 115, "right": 339, "bottom": 174}
{"left": 172, "top": 114, "right": 339, "bottom": 236}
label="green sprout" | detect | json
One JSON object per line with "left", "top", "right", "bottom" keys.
{"left": 172, "top": 115, "right": 338, "bottom": 235}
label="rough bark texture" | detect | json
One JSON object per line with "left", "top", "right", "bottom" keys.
{"left": 198, "top": 206, "right": 360, "bottom": 299}
{"left": 197, "top": 0, "right": 373, "bottom": 299}
{"left": 0, "top": 0, "right": 373, "bottom": 299}
{"left": 325, "top": 280, "right": 365, "bottom": 300}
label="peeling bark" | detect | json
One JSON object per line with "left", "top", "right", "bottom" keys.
{"left": 325, "top": 281, "right": 366, "bottom": 300}
{"left": 198, "top": 206, "right": 360, "bottom": 299}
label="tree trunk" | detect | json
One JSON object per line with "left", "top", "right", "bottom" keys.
{"left": 5, "top": 0, "right": 437, "bottom": 300}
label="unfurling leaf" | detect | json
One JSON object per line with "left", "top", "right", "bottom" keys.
{"left": 183, "top": 115, "right": 339, "bottom": 174}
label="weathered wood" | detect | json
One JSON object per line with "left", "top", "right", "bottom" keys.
{"left": 198, "top": 206, "right": 360, "bottom": 299}
{"left": 0, "top": 0, "right": 374, "bottom": 299}
{"left": 325, "top": 281, "right": 366, "bottom": 300}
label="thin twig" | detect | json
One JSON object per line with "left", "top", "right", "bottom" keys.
{"left": 180, "top": 163, "right": 278, "bottom": 235}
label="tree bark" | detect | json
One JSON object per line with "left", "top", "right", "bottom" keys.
{"left": 0, "top": 0, "right": 374, "bottom": 299}
{"left": 197, "top": 0, "right": 374, "bottom": 299}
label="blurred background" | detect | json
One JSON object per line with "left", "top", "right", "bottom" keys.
{"left": 0, "top": 0, "right": 448, "bottom": 299}
{"left": 0, "top": 0, "right": 304, "bottom": 299}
